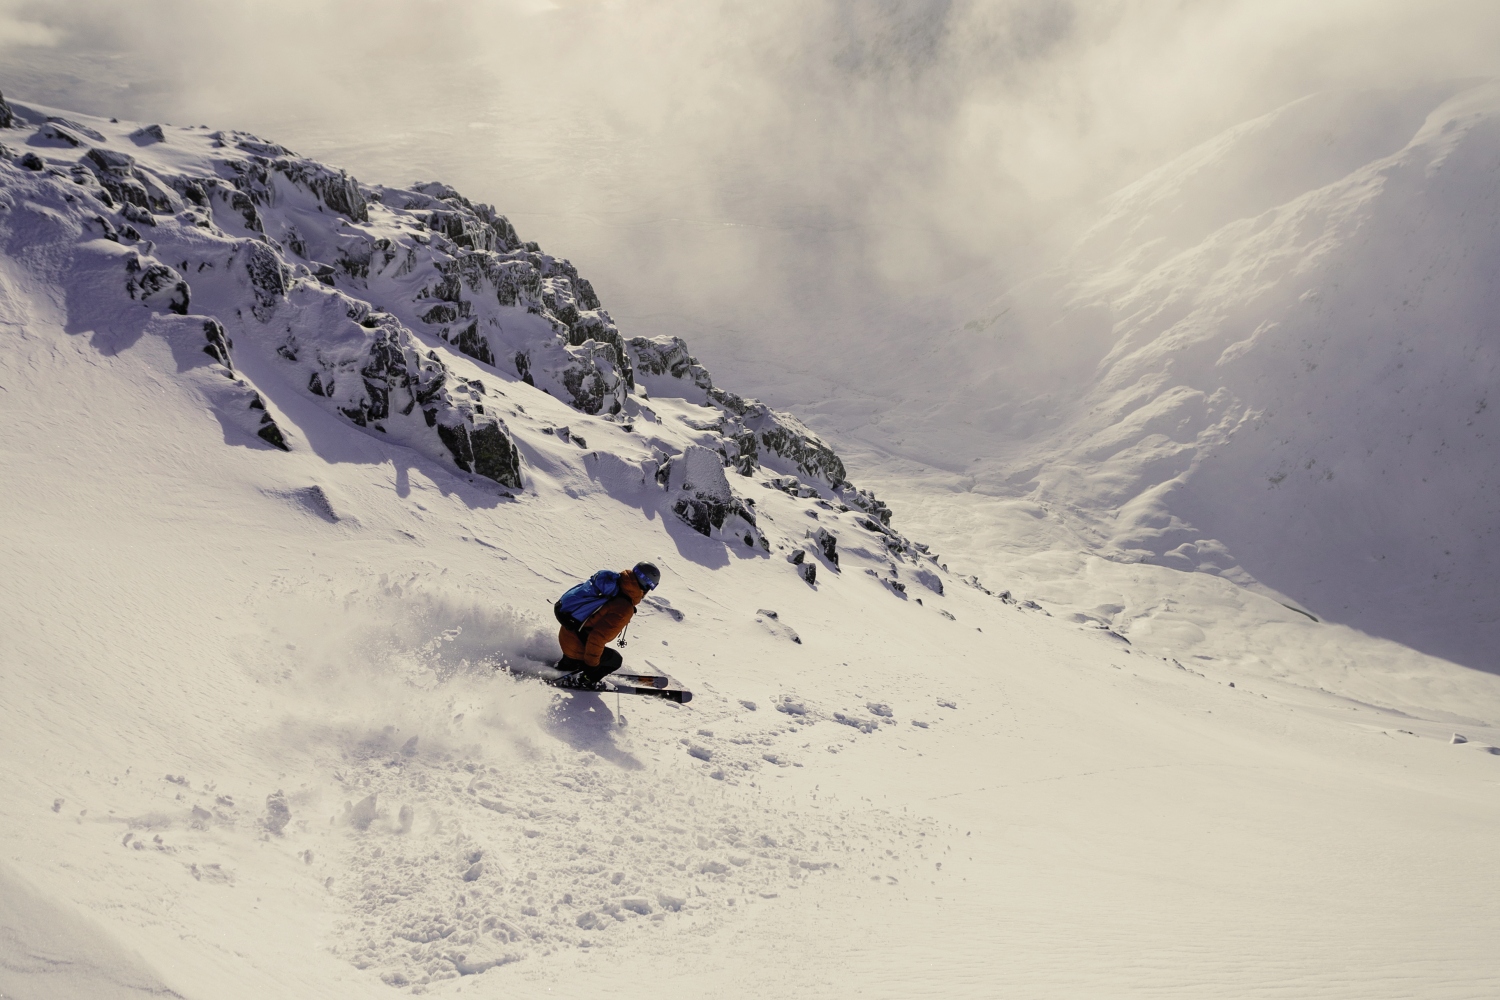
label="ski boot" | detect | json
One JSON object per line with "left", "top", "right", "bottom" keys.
{"left": 551, "top": 670, "right": 606, "bottom": 691}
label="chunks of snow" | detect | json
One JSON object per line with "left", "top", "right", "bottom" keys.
{"left": 263, "top": 790, "right": 291, "bottom": 835}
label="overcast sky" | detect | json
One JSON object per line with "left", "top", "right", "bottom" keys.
{"left": 5, "top": 0, "right": 1500, "bottom": 403}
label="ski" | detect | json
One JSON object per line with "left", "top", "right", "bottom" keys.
{"left": 596, "top": 676, "right": 693, "bottom": 704}
{"left": 544, "top": 672, "right": 692, "bottom": 703}
{"left": 611, "top": 672, "right": 670, "bottom": 689}
{"left": 506, "top": 660, "right": 691, "bottom": 702}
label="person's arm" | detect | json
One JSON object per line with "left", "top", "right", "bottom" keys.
{"left": 582, "top": 598, "right": 635, "bottom": 665}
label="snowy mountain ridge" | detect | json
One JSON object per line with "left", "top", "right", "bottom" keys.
{"left": 0, "top": 92, "right": 908, "bottom": 573}
{"left": 859, "top": 82, "right": 1500, "bottom": 671}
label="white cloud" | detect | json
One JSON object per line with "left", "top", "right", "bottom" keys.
{"left": 0, "top": 13, "right": 57, "bottom": 47}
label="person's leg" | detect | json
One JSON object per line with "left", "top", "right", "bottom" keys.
{"left": 582, "top": 647, "right": 623, "bottom": 684}
{"left": 557, "top": 624, "right": 588, "bottom": 671}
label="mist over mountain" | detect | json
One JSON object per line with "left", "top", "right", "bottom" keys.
{"left": 825, "top": 83, "right": 1500, "bottom": 672}
{"left": 8, "top": 0, "right": 1500, "bottom": 397}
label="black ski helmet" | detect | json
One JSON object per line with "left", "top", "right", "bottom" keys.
{"left": 633, "top": 561, "right": 661, "bottom": 591}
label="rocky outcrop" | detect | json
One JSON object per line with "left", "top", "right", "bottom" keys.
{"left": 0, "top": 91, "right": 14, "bottom": 130}
{"left": 660, "top": 445, "right": 761, "bottom": 543}
{"left": 0, "top": 105, "right": 899, "bottom": 513}
{"left": 629, "top": 336, "right": 705, "bottom": 384}
{"left": 185, "top": 315, "right": 290, "bottom": 452}
{"left": 626, "top": 334, "right": 896, "bottom": 523}
{"left": 273, "top": 159, "right": 368, "bottom": 222}
{"left": 811, "top": 527, "right": 839, "bottom": 568}
{"left": 82, "top": 147, "right": 179, "bottom": 221}
{"left": 435, "top": 418, "right": 522, "bottom": 487}
{"left": 276, "top": 288, "right": 524, "bottom": 489}
{"left": 414, "top": 256, "right": 631, "bottom": 413}
{"left": 124, "top": 255, "right": 189, "bottom": 315}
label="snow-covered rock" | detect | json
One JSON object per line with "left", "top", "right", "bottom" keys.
{"left": 660, "top": 443, "right": 760, "bottom": 542}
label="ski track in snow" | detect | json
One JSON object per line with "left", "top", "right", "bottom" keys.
{"left": 323, "top": 714, "right": 935, "bottom": 986}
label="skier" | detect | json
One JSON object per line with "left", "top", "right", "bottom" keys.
{"left": 553, "top": 561, "right": 662, "bottom": 688}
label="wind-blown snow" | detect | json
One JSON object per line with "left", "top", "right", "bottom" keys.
{"left": 3, "top": 94, "right": 1500, "bottom": 1000}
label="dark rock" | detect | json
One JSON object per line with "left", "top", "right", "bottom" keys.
{"left": 427, "top": 209, "right": 503, "bottom": 251}
{"left": 202, "top": 319, "right": 233, "bottom": 369}
{"left": 421, "top": 302, "right": 462, "bottom": 325}
{"left": 237, "top": 137, "right": 291, "bottom": 157}
{"left": 752, "top": 413, "right": 847, "bottom": 487}
{"left": 48, "top": 117, "right": 105, "bottom": 141}
{"left": 558, "top": 342, "right": 627, "bottom": 415}
{"left": 86, "top": 147, "right": 135, "bottom": 172}
{"left": 566, "top": 312, "right": 633, "bottom": 386}
{"left": 130, "top": 124, "right": 166, "bottom": 145}
{"left": 274, "top": 160, "right": 368, "bottom": 222}
{"left": 125, "top": 256, "right": 190, "bottom": 315}
{"left": 664, "top": 445, "right": 757, "bottom": 538}
{"left": 841, "top": 487, "right": 893, "bottom": 526}
{"left": 629, "top": 335, "right": 713, "bottom": 388}
{"left": 122, "top": 203, "right": 156, "bottom": 227}
{"left": 173, "top": 177, "right": 209, "bottom": 207}
{"left": 225, "top": 189, "right": 263, "bottom": 232}
{"left": 811, "top": 527, "right": 839, "bottom": 568}
{"left": 468, "top": 421, "right": 522, "bottom": 487}
{"left": 37, "top": 121, "right": 86, "bottom": 146}
{"left": 435, "top": 418, "right": 523, "bottom": 489}
{"left": 407, "top": 182, "right": 520, "bottom": 251}
{"left": 728, "top": 430, "right": 758, "bottom": 475}
{"left": 82, "top": 147, "right": 169, "bottom": 215}
{"left": 627, "top": 334, "right": 889, "bottom": 510}
{"left": 256, "top": 411, "right": 290, "bottom": 451}
{"left": 19, "top": 152, "right": 43, "bottom": 171}
{"left": 451, "top": 321, "right": 493, "bottom": 366}
{"left": 286, "top": 311, "right": 523, "bottom": 488}
{"left": 338, "top": 241, "right": 372, "bottom": 280}
{"left": 244, "top": 243, "right": 287, "bottom": 318}
{"left": 0, "top": 91, "right": 12, "bottom": 129}
{"left": 493, "top": 257, "right": 541, "bottom": 306}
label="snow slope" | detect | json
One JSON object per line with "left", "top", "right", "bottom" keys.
{"left": 4, "top": 97, "right": 1500, "bottom": 999}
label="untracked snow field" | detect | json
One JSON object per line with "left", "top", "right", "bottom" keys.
{"left": 4, "top": 101, "right": 1500, "bottom": 1000}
